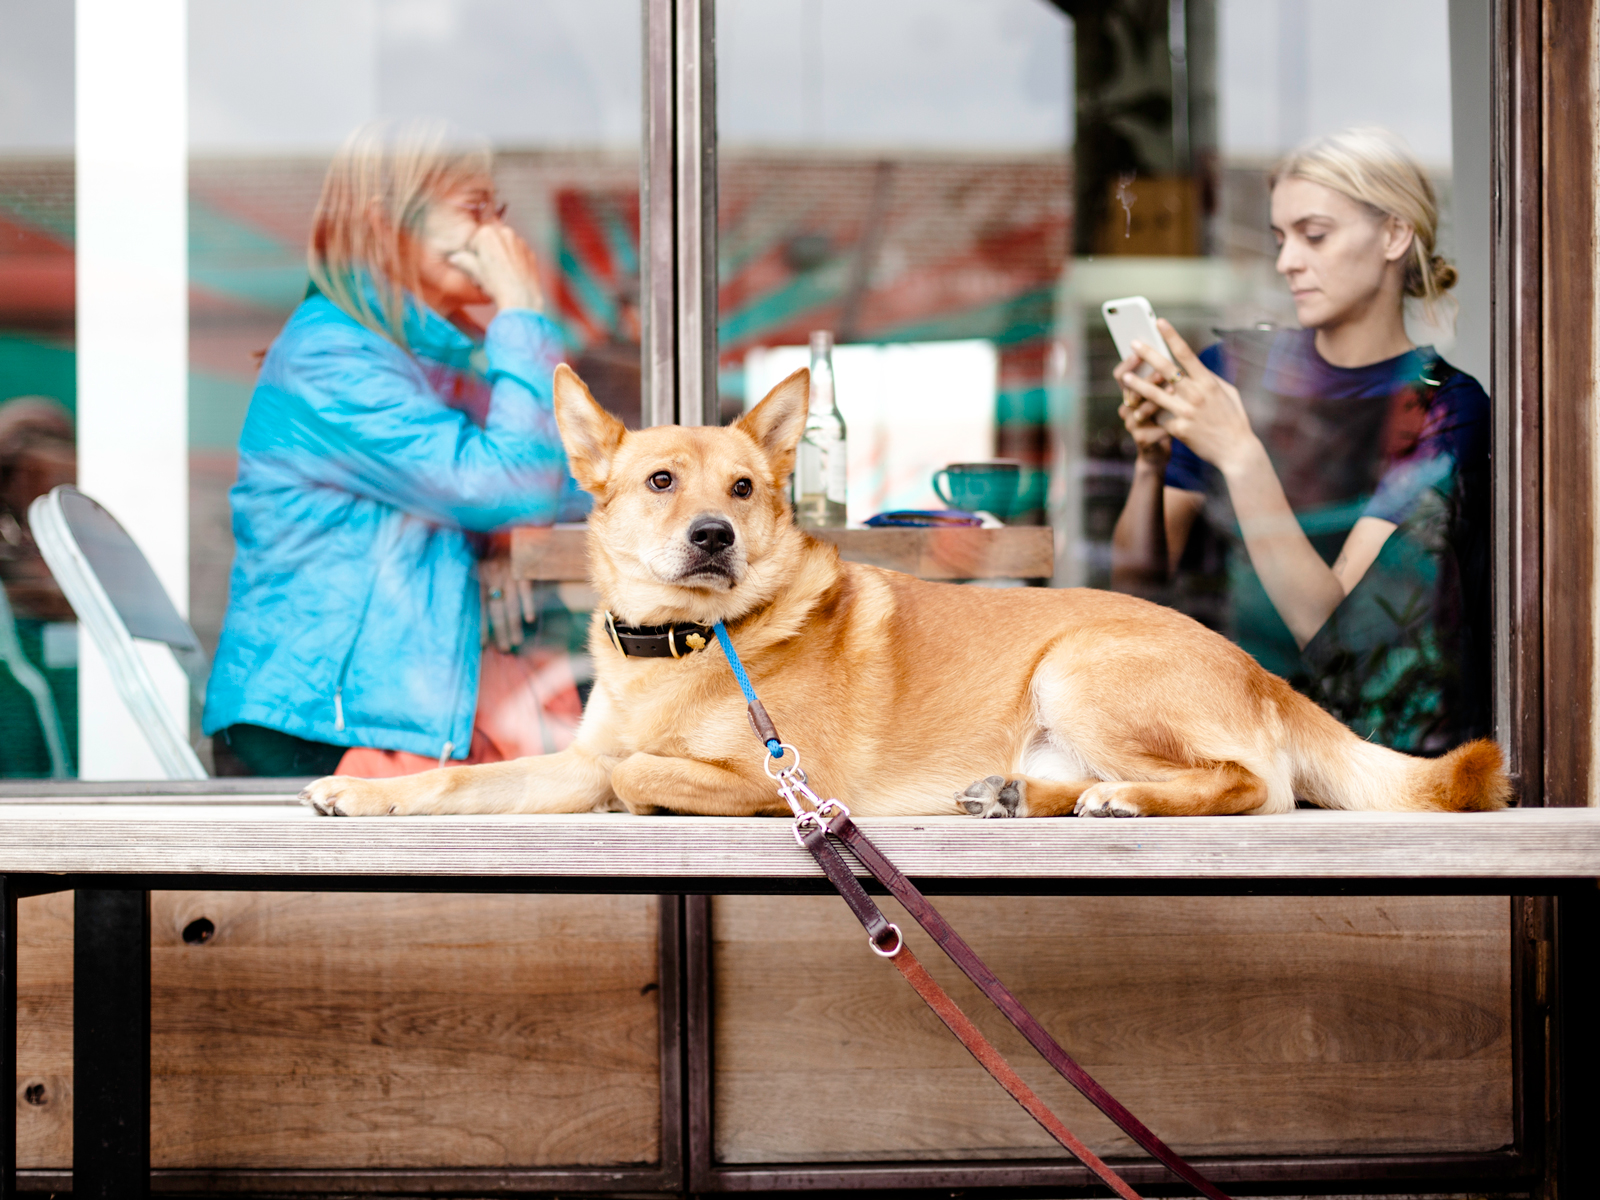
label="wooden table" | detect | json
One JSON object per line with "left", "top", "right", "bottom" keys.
{"left": 3, "top": 799, "right": 1597, "bottom": 1197}
{"left": 511, "top": 524, "right": 1057, "bottom": 582}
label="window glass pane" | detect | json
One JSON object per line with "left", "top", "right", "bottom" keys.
{"left": 713, "top": 0, "right": 1502, "bottom": 1170}
{"left": 719, "top": 0, "right": 1070, "bottom": 527}
{"left": 718, "top": 0, "right": 1490, "bottom": 756}
{"left": 185, "top": 0, "right": 639, "bottom": 777}
{"left": 0, "top": 1, "right": 77, "bottom": 778}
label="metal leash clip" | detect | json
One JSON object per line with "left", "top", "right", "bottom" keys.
{"left": 760, "top": 743, "right": 845, "bottom": 844}
{"left": 815, "top": 796, "right": 850, "bottom": 824}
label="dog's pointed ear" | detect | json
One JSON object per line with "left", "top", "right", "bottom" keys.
{"left": 553, "top": 364, "right": 626, "bottom": 492}
{"left": 735, "top": 368, "right": 810, "bottom": 477}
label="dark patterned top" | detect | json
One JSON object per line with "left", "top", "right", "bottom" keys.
{"left": 1163, "top": 328, "right": 1491, "bottom": 754}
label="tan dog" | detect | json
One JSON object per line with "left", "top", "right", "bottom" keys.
{"left": 301, "top": 365, "right": 1509, "bottom": 820}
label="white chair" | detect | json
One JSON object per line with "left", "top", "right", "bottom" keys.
{"left": 29, "top": 485, "right": 207, "bottom": 779}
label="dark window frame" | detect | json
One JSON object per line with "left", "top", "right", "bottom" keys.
{"left": 661, "top": 0, "right": 1583, "bottom": 1193}
{"left": 5, "top": 0, "right": 1589, "bottom": 1194}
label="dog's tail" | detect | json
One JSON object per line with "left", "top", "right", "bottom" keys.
{"left": 1280, "top": 687, "right": 1510, "bottom": 812}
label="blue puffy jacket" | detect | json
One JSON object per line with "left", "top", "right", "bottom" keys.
{"left": 201, "top": 291, "right": 588, "bottom": 760}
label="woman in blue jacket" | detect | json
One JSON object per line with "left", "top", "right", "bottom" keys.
{"left": 203, "top": 124, "right": 588, "bottom": 776}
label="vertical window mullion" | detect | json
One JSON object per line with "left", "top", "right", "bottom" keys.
{"left": 641, "top": 0, "right": 677, "bottom": 428}
{"left": 674, "top": 0, "right": 718, "bottom": 426}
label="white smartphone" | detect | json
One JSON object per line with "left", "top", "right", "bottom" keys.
{"left": 1101, "top": 296, "right": 1172, "bottom": 379}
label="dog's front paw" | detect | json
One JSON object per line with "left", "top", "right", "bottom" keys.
{"left": 1073, "top": 782, "right": 1145, "bottom": 818}
{"left": 956, "top": 775, "right": 1027, "bottom": 818}
{"left": 300, "top": 776, "right": 401, "bottom": 817}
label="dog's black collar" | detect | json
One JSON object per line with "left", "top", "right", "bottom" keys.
{"left": 603, "top": 611, "right": 716, "bottom": 659}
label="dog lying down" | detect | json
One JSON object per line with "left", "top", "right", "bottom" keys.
{"left": 302, "top": 365, "right": 1509, "bottom": 820}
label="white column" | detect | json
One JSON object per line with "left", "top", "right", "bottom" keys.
{"left": 75, "top": 0, "right": 190, "bottom": 779}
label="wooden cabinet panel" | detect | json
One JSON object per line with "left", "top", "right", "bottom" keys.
{"left": 13, "top": 891, "right": 70, "bottom": 1166}
{"left": 712, "top": 895, "right": 1511, "bottom": 1162}
{"left": 14, "top": 891, "right": 662, "bottom": 1169}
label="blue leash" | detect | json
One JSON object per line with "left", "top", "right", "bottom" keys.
{"left": 712, "top": 621, "right": 786, "bottom": 759}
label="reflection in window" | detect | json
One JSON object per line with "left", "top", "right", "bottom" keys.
{"left": 1092, "top": 1, "right": 1489, "bottom": 754}
{"left": 186, "top": 0, "right": 639, "bottom": 776}
{"left": 722, "top": 0, "right": 1488, "bottom": 753}
{"left": 720, "top": 0, "right": 1071, "bottom": 526}
{"left": 0, "top": 1, "right": 78, "bottom": 777}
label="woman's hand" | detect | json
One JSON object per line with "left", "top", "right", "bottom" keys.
{"left": 449, "top": 224, "right": 545, "bottom": 314}
{"left": 1116, "top": 377, "right": 1173, "bottom": 466}
{"left": 480, "top": 554, "right": 538, "bottom": 653}
{"left": 1117, "top": 320, "right": 1358, "bottom": 647}
{"left": 1116, "top": 319, "right": 1262, "bottom": 480}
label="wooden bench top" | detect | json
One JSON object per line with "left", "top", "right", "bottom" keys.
{"left": 511, "top": 524, "right": 1056, "bottom": 581}
{"left": 1, "top": 800, "right": 1596, "bottom": 887}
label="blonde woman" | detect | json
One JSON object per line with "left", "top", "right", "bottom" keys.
{"left": 204, "top": 122, "right": 589, "bottom": 777}
{"left": 1110, "top": 128, "right": 1489, "bottom": 753}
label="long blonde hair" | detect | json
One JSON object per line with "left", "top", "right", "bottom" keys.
{"left": 1270, "top": 127, "right": 1458, "bottom": 319}
{"left": 308, "top": 121, "right": 492, "bottom": 347}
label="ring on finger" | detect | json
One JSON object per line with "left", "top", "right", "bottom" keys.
{"left": 489, "top": 588, "right": 504, "bottom": 600}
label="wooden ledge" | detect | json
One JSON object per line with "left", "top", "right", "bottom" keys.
{"left": 0, "top": 803, "right": 1595, "bottom": 884}
{"left": 511, "top": 524, "right": 1055, "bottom": 582}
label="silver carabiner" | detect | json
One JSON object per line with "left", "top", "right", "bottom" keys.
{"left": 792, "top": 809, "right": 826, "bottom": 845}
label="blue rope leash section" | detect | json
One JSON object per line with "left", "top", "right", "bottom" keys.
{"left": 712, "top": 621, "right": 785, "bottom": 758}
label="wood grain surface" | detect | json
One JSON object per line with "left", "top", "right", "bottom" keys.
{"left": 711, "top": 894, "right": 1512, "bottom": 1163}
{"left": 0, "top": 804, "right": 1597, "bottom": 881}
{"left": 509, "top": 525, "right": 1055, "bottom": 582}
{"left": 13, "top": 892, "right": 662, "bottom": 1169}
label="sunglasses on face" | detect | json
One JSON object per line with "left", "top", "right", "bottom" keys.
{"left": 464, "top": 198, "right": 505, "bottom": 224}
{"left": 458, "top": 197, "right": 509, "bottom": 224}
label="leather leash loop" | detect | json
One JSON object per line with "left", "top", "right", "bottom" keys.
{"left": 798, "top": 823, "right": 896, "bottom": 949}
{"left": 709, "top": 621, "right": 1226, "bottom": 1200}
{"left": 793, "top": 815, "right": 1143, "bottom": 1200}
{"left": 827, "top": 811, "right": 1232, "bottom": 1200}
{"left": 888, "top": 943, "right": 1144, "bottom": 1200}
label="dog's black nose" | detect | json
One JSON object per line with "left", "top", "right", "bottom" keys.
{"left": 688, "top": 516, "right": 736, "bottom": 555}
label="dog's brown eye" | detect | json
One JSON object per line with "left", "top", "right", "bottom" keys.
{"left": 732, "top": 478, "right": 753, "bottom": 498}
{"left": 648, "top": 471, "right": 673, "bottom": 492}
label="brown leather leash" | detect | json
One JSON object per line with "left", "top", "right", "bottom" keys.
{"left": 710, "top": 621, "right": 1230, "bottom": 1200}
{"left": 822, "top": 811, "right": 1230, "bottom": 1200}
{"left": 798, "top": 818, "right": 1143, "bottom": 1200}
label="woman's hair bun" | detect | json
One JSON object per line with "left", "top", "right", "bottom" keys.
{"left": 1430, "top": 255, "right": 1459, "bottom": 293}
{"left": 1273, "top": 127, "right": 1460, "bottom": 320}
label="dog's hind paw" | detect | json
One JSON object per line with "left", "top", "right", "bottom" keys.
{"left": 1073, "top": 782, "right": 1145, "bottom": 818}
{"left": 956, "top": 775, "right": 1027, "bottom": 818}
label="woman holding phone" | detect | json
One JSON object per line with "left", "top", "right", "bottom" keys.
{"left": 1109, "top": 127, "right": 1489, "bottom": 753}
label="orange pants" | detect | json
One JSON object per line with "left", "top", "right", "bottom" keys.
{"left": 335, "top": 646, "right": 583, "bottom": 778}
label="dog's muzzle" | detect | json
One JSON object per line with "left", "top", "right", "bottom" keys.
{"left": 688, "top": 516, "right": 736, "bottom": 556}
{"left": 680, "top": 515, "right": 739, "bottom": 582}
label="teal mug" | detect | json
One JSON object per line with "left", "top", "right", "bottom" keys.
{"left": 932, "top": 460, "right": 1022, "bottom": 520}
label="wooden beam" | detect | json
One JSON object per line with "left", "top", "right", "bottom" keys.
{"left": 510, "top": 525, "right": 1056, "bottom": 583}
{"left": 807, "top": 526, "right": 1055, "bottom": 579}
{"left": 1497, "top": 0, "right": 1545, "bottom": 803}
{"left": 1, "top": 878, "right": 15, "bottom": 1200}
{"left": 0, "top": 805, "right": 1596, "bottom": 881}
{"left": 1540, "top": 0, "right": 1600, "bottom": 806}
